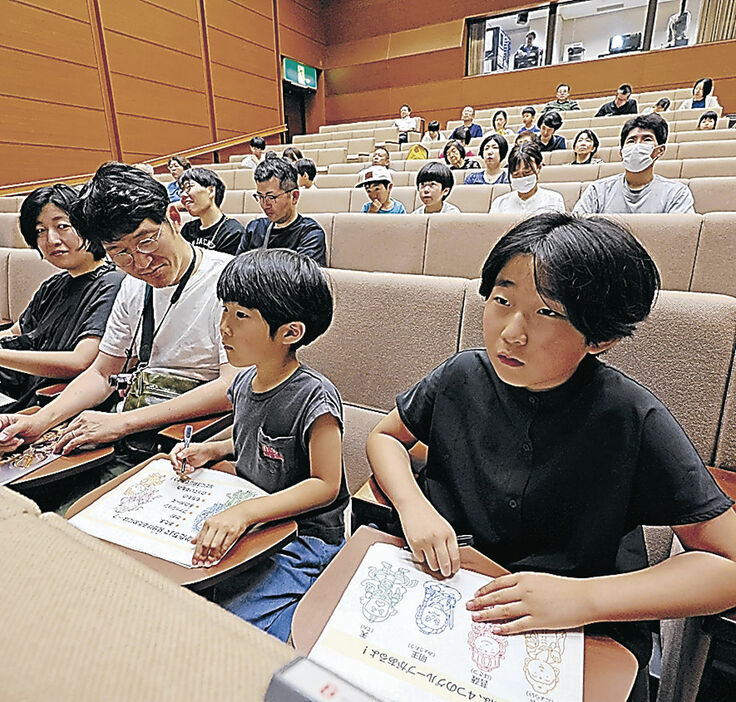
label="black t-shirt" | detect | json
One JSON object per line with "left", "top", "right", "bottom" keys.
{"left": 0, "top": 264, "right": 124, "bottom": 411}
{"left": 236, "top": 214, "right": 326, "bottom": 265}
{"left": 396, "top": 349, "right": 732, "bottom": 666}
{"left": 595, "top": 99, "right": 639, "bottom": 117}
{"left": 538, "top": 134, "right": 567, "bottom": 152}
{"left": 180, "top": 215, "right": 243, "bottom": 256}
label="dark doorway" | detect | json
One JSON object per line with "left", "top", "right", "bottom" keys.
{"left": 282, "top": 83, "right": 309, "bottom": 142}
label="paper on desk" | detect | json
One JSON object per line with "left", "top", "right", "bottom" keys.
{"left": 69, "top": 458, "right": 266, "bottom": 567}
{"left": 309, "top": 542, "right": 583, "bottom": 702}
{"left": 0, "top": 450, "right": 61, "bottom": 485}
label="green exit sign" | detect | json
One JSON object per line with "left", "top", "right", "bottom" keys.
{"left": 283, "top": 57, "right": 317, "bottom": 89}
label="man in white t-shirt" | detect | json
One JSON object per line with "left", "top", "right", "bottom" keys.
{"left": 0, "top": 162, "right": 236, "bottom": 463}
{"left": 393, "top": 104, "right": 419, "bottom": 144}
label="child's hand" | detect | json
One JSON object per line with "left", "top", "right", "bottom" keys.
{"left": 465, "top": 572, "right": 594, "bottom": 634}
{"left": 191, "top": 504, "right": 251, "bottom": 567}
{"left": 169, "top": 441, "right": 217, "bottom": 476}
{"left": 367, "top": 198, "right": 382, "bottom": 213}
{"left": 399, "top": 500, "right": 460, "bottom": 578}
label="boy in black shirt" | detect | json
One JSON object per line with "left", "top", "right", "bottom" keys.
{"left": 236, "top": 158, "right": 326, "bottom": 266}
{"left": 178, "top": 167, "right": 244, "bottom": 256}
{"left": 368, "top": 213, "right": 736, "bottom": 672}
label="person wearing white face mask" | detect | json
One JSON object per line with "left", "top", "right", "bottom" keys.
{"left": 573, "top": 114, "right": 694, "bottom": 215}
{"left": 490, "top": 143, "right": 566, "bottom": 215}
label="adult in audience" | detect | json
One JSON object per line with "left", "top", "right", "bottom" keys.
{"left": 490, "top": 142, "right": 565, "bottom": 215}
{"left": 678, "top": 77, "right": 720, "bottom": 110}
{"left": 570, "top": 129, "right": 602, "bottom": 165}
{"left": 0, "top": 163, "right": 236, "bottom": 478}
{"left": 641, "top": 97, "right": 671, "bottom": 115}
{"left": 282, "top": 146, "right": 303, "bottom": 163}
{"left": 413, "top": 162, "right": 460, "bottom": 214}
{"left": 697, "top": 111, "right": 718, "bottom": 130}
{"left": 237, "top": 158, "right": 326, "bottom": 263}
{"left": 393, "top": 104, "right": 419, "bottom": 144}
{"left": 421, "top": 120, "right": 445, "bottom": 143}
{"left": 0, "top": 185, "right": 123, "bottom": 413}
{"left": 240, "top": 136, "right": 266, "bottom": 169}
{"left": 515, "top": 131, "right": 539, "bottom": 146}
{"left": 542, "top": 83, "right": 580, "bottom": 114}
{"left": 355, "top": 166, "right": 406, "bottom": 214}
{"left": 517, "top": 106, "right": 540, "bottom": 135}
{"left": 371, "top": 146, "right": 392, "bottom": 169}
{"left": 492, "top": 110, "right": 515, "bottom": 138}
{"left": 166, "top": 155, "right": 191, "bottom": 204}
{"left": 573, "top": 114, "right": 694, "bottom": 215}
{"left": 452, "top": 126, "right": 476, "bottom": 156}
{"left": 443, "top": 140, "right": 481, "bottom": 170}
{"left": 295, "top": 158, "right": 317, "bottom": 189}
{"left": 450, "top": 106, "right": 483, "bottom": 139}
{"left": 595, "top": 84, "right": 638, "bottom": 117}
{"left": 537, "top": 111, "right": 566, "bottom": 152}
{"left": 178, "top": 167, "right": 244, "bottom": 256}
{"left": 464, "top": 134, "right": 509, "bottom": 185}
{"left": 515, "top": 31, "right": 542, "bottom": 64}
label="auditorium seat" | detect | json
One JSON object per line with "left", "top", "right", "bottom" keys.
{"left": 349, "top": 186, "right": 417, "bottom": 213}
{"left": 347, "top": 138, "right": 374, "bottom": 155}
{"left": 233, "top": 170, "right": 256, "bottom": 190}
{"left": 690, "top": 212, "right": 736, "bottom": 297}
{"left": 678, "top": 141, "right": 736, "bottom": 159}
{"left": 0, "top": 214, "right": 26, "bottom": 248}
{"left": 221, "top": 190, "right": 246, "bottom": 213}
{"left": 539, "top": 164, "right": 599, "bottom": 183}
{"left": 675, "top": 129, "right": 736, "bottom": 143}
{"left": 317, "top": 147, "right": 348, "bottom": 166}
{"left": 680, "top": 157, "right": 736, "bottom": 179}
{"left": 0, "top": 196, "right": 23, "bottom": 212}
{"left": 296, "top": 187, "right": 351, "bottom": 214}
{"left": 689, "top": 178, "right": 736, "bottom": 213}
{"left": 442, "top": 185, "right": 491, "bottom": 213}
{"left": 7, "top": 249, "right": 56, "bottom": 319}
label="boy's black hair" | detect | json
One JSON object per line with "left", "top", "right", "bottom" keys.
{"left": 254, "top": 157, "right": 298, "bottom": 190}
{"left": 479, "top": 213, "right": 660, "bottom": 345}
{"left": 618, "top": 83, "right": 633, "bottom": 95}
{"left": 493, "top": 109, "right": 508, "bottom": 125}
{"left": 455, "top": 126, "right": 473, "bottom": 145}
{"left": 69, "top": 161, "right": 169, "bottom": 245}
{"left": 697, "top": 110, "right": 718, "bottom": 127}
{"left": 178, "top": 167, "right": 225, "bottom": 206}
{"left": 427, "top": 120, "right": 440, "bottom": 132}
{"left": 655, "top": 97, "right": 671, "bottom": 110}
{"left": 521, "top": 105, "right": 536, "bottom": 117}
{"left": 479, "top": 133, "right": 509, "bottom": 162}
{"left": 507, "top": 142, "right": 543, "bottom": 174}
{"left": 443, "top": 139, "right": 466, "bottom": 163}
{"left": 416, "top": 162, "right": 454, "bottom": 199}
{"left": 401, "top": 104, "right": 411, "bottom": 112}
{"left": 168, "top": 154, "right": 191, "bottom": 170}
{"left": 250, "top": 136, "right": 266, "bottom": 150}
{"left": 694, "top": 77, "right": 713, "bottom": 98}
{"left": 620, "top": 113, "right": 668, "bottom": 147}
{"left": 217, "top": 248, "right": 333, "bottom": 350}
{"left": 572, "top": 128, "right": 600, "bottom": 154}
{"left": 19, "top": 184, "right": 105, "bottom": 260}
{"left": 556, "top": 83, "right": 570, "bottom": 92}
{"left": 282, "top": 146, "right": 303, "bottom": 162}
{"left": 538, "top": 110, "right": 563, "bottom": 130}
{"left": 527, "top": 31, "right": 536, "bottom": 39}
{"left": 295, "top": 158, "right": 317, "bottom": 181}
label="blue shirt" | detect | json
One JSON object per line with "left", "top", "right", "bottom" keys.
{"left": 361, "top": 200, "right": 407, "bottom": 214}
{"left": 167, "top": 180, "right": 180, "bottom": 203}
{"left": 517, "top": 125, "right": 541, "bottom": 134}
{"left": 450, "top": 124, "right": 483, "bottom": 139}
{"left": 464, "top": 171, "right": 509, "bottom": 185}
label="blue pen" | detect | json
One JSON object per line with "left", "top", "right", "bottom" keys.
{"left": 179, "top": 424, "right": 193, "bottom": 481}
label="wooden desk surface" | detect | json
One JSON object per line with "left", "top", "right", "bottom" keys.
{"left": 292, "top": 526, "right": 639, "bottom": 702}
{"left": 65, "top": 453, "right": 297, "bottom": 592}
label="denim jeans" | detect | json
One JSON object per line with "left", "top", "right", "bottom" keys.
{"left": 215, "top": 534, "right": 343, "bottom": 642}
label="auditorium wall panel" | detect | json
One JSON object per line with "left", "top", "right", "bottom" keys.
{"left": 211, "top": 62, "right": 279, "bottom": 110}
{"left": 213, "top": 96, "right": 280, "bottom": 134}
{"left": 206, "top": 0, "right": 275, "bottom": 51}
{"left": 116, "top": 114, "right": 211, "bottom": 156}
{"left": 208, "top": 28, "right": 277, "bottom": 80}
{"left": 0, "top": 144, "right": 112, "bottom": 185}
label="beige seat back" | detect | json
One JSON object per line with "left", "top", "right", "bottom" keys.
{"left": 221, "top": 190, "right": 246, "bottom": 214}
{"left": 680, "top": 158, "right": 736, "bottom": 179}
{"left": 0, "top": 214, "right": 27, "bottom": 248}
{"left": 233, "top": 170, "right": 256, "bottom": 190}
{"left": 298, "top": 187, "right": 351, "bottom": 214}
{"left": 690, "top": 213, "right": 736, "bottom": 296}
{"left": 690, "top": 178, "right": 736, "bottom": 213}
{"left": 7, "top": 249, "right": 58, "bottom": 321}
{"left": 444, "top": 185, "right": 493, "bottom": 213}
{"left": 539, "top": 164, "right": 599, "bottom": 183}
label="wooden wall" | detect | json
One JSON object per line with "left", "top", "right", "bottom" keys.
{"left": 321, "top": 0, "right": 736, "bottom": 128}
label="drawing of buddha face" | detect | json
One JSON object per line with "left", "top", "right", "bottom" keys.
{"left": 467, "top": 623, "right": 508, "bottom": 672}
{"left": 363, "top": 595, "right": 392, "bottom": 621}
{"left": 418, "top": 603, "right": 446, "bottom": 633}
{"left": 524, "top": 659, "right": 558, "bottom": 693}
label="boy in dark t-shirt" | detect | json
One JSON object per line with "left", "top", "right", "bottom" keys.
{"left": 178, "top": 167, "right": 244, "bottom": 256}
{"left": 236, "top": 157, "right": 326, "bottom": 265}
{"left": 367, "top": 213, "right": 736, "bottom": 673}
{"left": 170, "top": 248, "right": 347, "bottom": 642}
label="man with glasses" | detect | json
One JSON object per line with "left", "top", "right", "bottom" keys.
{"left": 236, "top": 158, "right": 326, "bottom": 265}
{"left": 0, "top": 162, "right": 235, "bottom": 505}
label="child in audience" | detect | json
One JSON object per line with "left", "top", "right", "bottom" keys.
{"left": 356, "top": 166, "right": 406, "bottom": 214}
{"left": 421, "top": 120, "right": 445, "bottom": 143}
{"left": 642, "top": 98, "right": 670, "bottom": 115}
{"left": 0, "top": 185, "right": 123, "bottom": 412}
{"left": 697, "top": 110, "right": 718, "bottom": 130}
{"left": 178, "top": 167, "right": 245, "bottom": 255}
{"left": 537, "top": 111, "right": 566, "bottom": 152}
{"left": 166, "top": 155, "right": 191, "bottom": 204}
{"left": 490, "top": 142, "right": 565, "bottom": 214}
{"left": 282, "top": 146, "right": 303, "bottom": 163}
{"left": 295, "top": 158, "right": 317, "bottom": 189}
{"left": 492, "top": 110, "right": 515, "bottom": 138}
{"left": 570, "top": 129, "right": 602, "bottom": 165}
{"left": 171, "top": 248, "right": 348, "bottom": 642}
{"left": 413, "top": 162, "right": 460, "bottom": 214}
{"left": 367, "top": 213, "right": 736, "bottom": 685}
{"left": 514, "top": 131, "right": 538, "bottom": 146}
{"left": 517, "top": 107, "right": 540, "bottom": 135}
{"left": 241, "top": 137, "right": 266, "bottom": 169}
{"left": 465, "top": 134, "right": 509, "bottom": 185}
{"left": 443, "top": 140, "right": 481, "bottom": 170}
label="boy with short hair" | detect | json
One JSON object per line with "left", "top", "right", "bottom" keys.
{"left": 170, "top": 248, "right": 348, "bottom": 641}
{"left": 295, "top": 158, "right": 317, "bottom": 189}
{"left": 356, "top": 166, "right": 406, "bottom": 214}
{"left": 421, "top": 120, "right": 445, "bottom": 143}
{"left": 241, "top": 137, "right": 266, "bottom": 169}
{"left": 178, "top": 167, "right": 245, "bottom": 255}
{"left": 367, "top": 213, "right": 736, "bottom": 682}
{"left": 412, "top": 162, "right": 460, "bottom": 214}
{"left": 517, "top": 107, "right": 540, "bottom": 135}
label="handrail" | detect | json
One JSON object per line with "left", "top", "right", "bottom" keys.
{"left": 0, "top": 123, "right": 287, "bottom": 197}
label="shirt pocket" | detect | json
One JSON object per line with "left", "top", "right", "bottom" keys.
{"left": 254, "top": 426, "right": 298, "bottom": 494}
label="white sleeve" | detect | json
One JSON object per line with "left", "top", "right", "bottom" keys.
{"left": 572, "top": 183, "right": 598, "bottom": 214}
{"left": 553, "top": 191, "right": 567, "bottom": 213}
{"left": 678, "top": 99, "right": 691, "bottom": 111}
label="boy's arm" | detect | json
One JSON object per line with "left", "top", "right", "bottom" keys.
{"left": 0, "top": 337, "right": 101, "bottom": 378}
{"left": 467, "top": 508, "right": 736, "bottom": 635}
{"left": 192, "top": 412, "right": 343, "bottom": 566}
{"left": 367, "top": 408, "right": 460, "bottom": 577}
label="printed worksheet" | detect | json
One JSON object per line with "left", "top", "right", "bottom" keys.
{"left": 69, "top": 458, "right": 266, "bottom": 567}
{"left": 0, "top": 424, "right": 68, "bottom": 485}
{"left": 310, "top": 542, "right": 583, "bottom": 702}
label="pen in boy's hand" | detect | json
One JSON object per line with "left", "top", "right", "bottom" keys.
{"left": 403, "top": 534, "right": 474, "bottom": 551}
{"left": 179, "top": 424, "right": 193, "bottom": 482}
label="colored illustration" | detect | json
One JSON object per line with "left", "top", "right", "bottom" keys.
{"left": 114, "top": 472, "right": 166, "bottom": 515}
{"left": 360, "top": 561, "right": 418, "bottom": 623}
{"left": 467, "top": 622, "right": 509, "bottom": 673}
{"left": 192, "top": 488, "right": 260, "bottom": 533}
{"left": 523, "top": 632, "right": 566, "bottom": 694}
{"left": 415, "top": 581, "right": 462, "bottom": 635}
{"left": 0, "top": 422, "right": 67, "bottom": 471}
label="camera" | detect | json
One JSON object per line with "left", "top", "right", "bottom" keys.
{"left": 108, "top": 372, "right": 135, "bottom": 398}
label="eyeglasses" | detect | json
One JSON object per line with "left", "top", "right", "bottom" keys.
{"left": 252, "top": 189, "right": 296, "bottom": 204}
{"left": 108, "top": 223, "right": 163, "bottom": 268}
